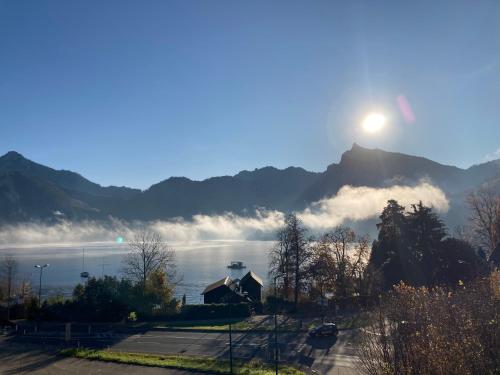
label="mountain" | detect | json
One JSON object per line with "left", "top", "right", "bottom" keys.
{"left": 0, "top": 145, "right": 498, "bottom": 224}
{"left": 0, "top": 151, "right": 139, "bottom": 199}
{"left": 0, "top": 151, "right": 140, "bottom": 222}
{"left": 300, "top": 143, "right": 499, "bottom": 205}
{"left": 0, "top": 171, "right": 99, "bottom": 222}
{"left": 118, "top": 167, "right": 320, "bottom": 220}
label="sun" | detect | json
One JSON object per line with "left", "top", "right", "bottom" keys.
{"left": 362, "top": 113, "right": 387, "bottom": 133}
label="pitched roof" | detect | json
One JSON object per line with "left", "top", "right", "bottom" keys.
{"left": 240, "top": 271, "right": 263, "bottom": 286}
{"left": 202, "top": 276, "right": 234, "bottom": 295}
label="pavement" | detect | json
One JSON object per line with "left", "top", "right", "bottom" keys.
{"left": 0, "top": 343, "right": 197, "bottom": 374}
{"left": 1, "top": 326, "right": 360, "bottom": 375}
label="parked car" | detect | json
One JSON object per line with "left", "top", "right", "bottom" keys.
{"left": 309, "top": 323, "right": 338, "bottom": 337}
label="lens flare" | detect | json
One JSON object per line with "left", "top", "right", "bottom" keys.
{"left": 397, "top": 95, "right": 416, "bottom": 123}
{"left": 362, "top": 113, "right": 386, "bottom": 133}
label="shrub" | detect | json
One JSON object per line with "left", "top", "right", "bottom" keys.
{"left": 357, "top": 272, "right": 500, "bottom": 375}
{"left": 128, "top": 311, "right": 138, "bottom": 322}
{"left": 179, "top": 303, "right": 252, "bottom": 320}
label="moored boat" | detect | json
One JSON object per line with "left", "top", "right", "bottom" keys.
{"left": 227, "top": 261, "right": 246, "bottom": 269}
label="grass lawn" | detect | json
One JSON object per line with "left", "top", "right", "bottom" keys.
{"left": 152, "top": 318, "right": 254, "bottom": 331}
{"left": 147, "top": 313, "right": 369, "bottom": 332}
{"left": 60, "top": 348, "right": 304, "bottom": 375}
{"left": 147, "top": 318, "right": 298, "bottom": 332}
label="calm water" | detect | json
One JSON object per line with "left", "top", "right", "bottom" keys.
{"left": 0, "top": 240, "right": 273, "bottom": 304}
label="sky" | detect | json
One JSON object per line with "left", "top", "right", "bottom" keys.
{"left": 1, "top": 1, "right": 499, "bottom": 189}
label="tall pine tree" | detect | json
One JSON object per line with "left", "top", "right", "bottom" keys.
{"left": 370, "top": 200, "right": 408, "bottom": 288}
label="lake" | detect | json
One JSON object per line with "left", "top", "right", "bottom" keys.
{"left": 0, "top": 240, "right": 274, "bottom": 304}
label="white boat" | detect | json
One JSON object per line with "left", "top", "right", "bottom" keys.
{"left": 227, "top": 261, "right": 246, "bottom": 269}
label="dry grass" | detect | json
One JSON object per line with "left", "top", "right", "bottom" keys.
{"left": 60, "top": 348, "right": 304, "bottom": 375}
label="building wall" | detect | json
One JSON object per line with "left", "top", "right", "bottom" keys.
{"left": 240, "top": 278, "right": 262, "bottom": 302}
{"left": 203, "top": 286, "right": 233, "bottom": 304}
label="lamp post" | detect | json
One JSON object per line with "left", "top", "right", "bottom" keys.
{"left": 34, "top": 264, "right": 49, "bottom": 307}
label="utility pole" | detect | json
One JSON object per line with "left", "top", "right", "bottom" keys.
{"left": 227, "top": 289, "right": 247, "bottom": 375}
{"left": 274, "top": 277, "right": 279, "bottom": 375}
{"left": 228, "top": 294, "right": 233, "bottom": 375}
{"left": 34, "top": 264, "right": 49, "bottom": 307}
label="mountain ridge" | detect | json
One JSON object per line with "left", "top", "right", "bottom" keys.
{"left": 0, "top": 144, "right": 499, "bottom": 224}
{"left": 4, "top": 144, "right": 497, "bottom": 190}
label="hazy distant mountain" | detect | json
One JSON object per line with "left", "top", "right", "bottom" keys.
{"left": 118, "top": 166, "right": 320, "bottom": 220}
{"left": 0, "top": 171, "right": 98, "bottom": 222}
{"left": 0, "top": 151, "right": 140, "bottom": 222}
{"left": 0, "top": 151, "right": 139, "bottom": 199}
{"left": 0, "top": 145, "right": 498, "bottom": 224}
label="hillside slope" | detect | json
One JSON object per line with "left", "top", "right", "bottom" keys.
{"left": 0, "top": 145, "right": 498, "bottom": 223}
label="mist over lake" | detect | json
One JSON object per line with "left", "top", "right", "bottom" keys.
{"left": 0, "top": 240, "right": 273, "bottom": 304}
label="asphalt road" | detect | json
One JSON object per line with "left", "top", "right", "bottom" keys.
{"left": 2, "top": 328, "right": 360, "bottom": 375}
{"left": 0, "top": 342, "right": 199, "bottom": 375}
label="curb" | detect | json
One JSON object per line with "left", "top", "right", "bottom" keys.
{"left": 148, "top": 326, "right": 309, "bottom": 334}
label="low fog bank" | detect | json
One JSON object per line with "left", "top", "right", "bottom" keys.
{"left": 0, "top": 182, "right": 449, "bottom": 247}
{"left": 299, "top": 182, "right": 448, "bottom": 229}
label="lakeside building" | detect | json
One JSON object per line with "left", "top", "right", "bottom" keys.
{"left": 201, "top": 271, "right": 263, "bottom": 304}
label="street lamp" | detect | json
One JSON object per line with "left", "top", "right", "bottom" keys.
{"left": 34, "top": 264, "right": 49, "bottom": 307}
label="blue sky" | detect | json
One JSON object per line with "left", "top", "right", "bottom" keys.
{"left": 1, "top": 1, "right": 499, "bottom": 189}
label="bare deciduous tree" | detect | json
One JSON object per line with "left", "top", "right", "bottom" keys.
{"left": 453, "top": 224, "right": 475, "bottom": 244}
{"left": 269, "top": 226, "right": 292, "bottom": 300}
{"left": 269, "top": 214, "right": 311, "bottom": 305}
{"left": 19, "top": 277, "right": 32, "bottom": 301}
{"left": 307, "top": 239, "right": 336, "bottom": 299}
{"left": 121, "top": 231, "right": 175, "bottom": 292}
{"left": 467, "top": 188, "right": 500, "bottom": 256}
{"left": 309, "top": 226, "right": 370, "bottom": 298}
{"left": 287, "top": 214, "right": 311, "bottom": 306}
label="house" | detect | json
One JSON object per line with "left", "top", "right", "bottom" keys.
{"left": 202, "top": 276, "right": 244, "bottom": 304}
{"left": 239, "top": 271, "right": 263, "bottom": 302}
{"left": 202, "top": 271, "right": 264, "bottom": 304}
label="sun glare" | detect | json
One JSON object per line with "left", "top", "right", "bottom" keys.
{"left": 362, "top": 113, "right": 387, "bottom": 133}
